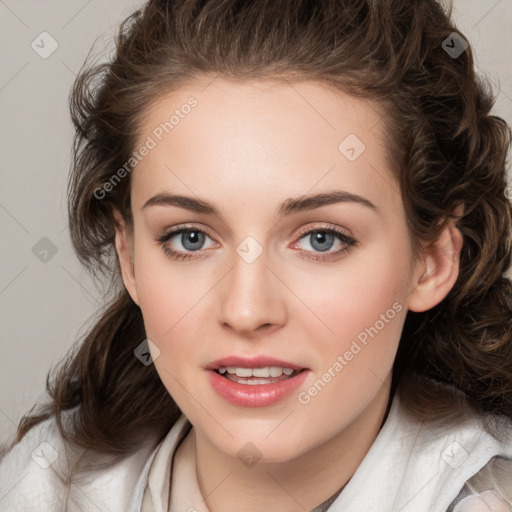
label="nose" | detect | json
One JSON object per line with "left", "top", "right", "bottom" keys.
{"left": 218, "top": 247, "right": 287, "bottom": 337}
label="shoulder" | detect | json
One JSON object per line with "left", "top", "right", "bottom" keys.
{"left": 0, "top": 412, "right": 161, "bottom": 512}
{"left": 430, "top": 406, "right": 511, "bottom": 510}
{"left": 446, "top": 456, "right": 512, "bottom": 511}
{"left": 0, "top": 414, "right": 70, "bottom": 511}
{"left": 395, "top": 380, "right": 512, "bottom": 463}
{"left": 390, "top": 387, "right": 512, "bottom": 511}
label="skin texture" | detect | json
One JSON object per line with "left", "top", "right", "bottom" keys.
{"left": 114, "top": 77, "right": 463, "bottom": 511}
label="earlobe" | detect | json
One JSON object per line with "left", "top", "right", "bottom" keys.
{"left": 113, "top": 209, "right": 140, "bottom": 306}
{"left": 407, "top": 216, "right": 463, "bottom": 313}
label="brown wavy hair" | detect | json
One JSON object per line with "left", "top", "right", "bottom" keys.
{"left": 6, "top": 0, "right": 512, "bottom": 461}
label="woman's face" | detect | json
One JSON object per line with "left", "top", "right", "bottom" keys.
{"left": 117, "top": 77, "right": 429, "bottom": 462}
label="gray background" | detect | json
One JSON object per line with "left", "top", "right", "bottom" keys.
{"left": 1, "top": 0, "right": 511, "bottom": 441}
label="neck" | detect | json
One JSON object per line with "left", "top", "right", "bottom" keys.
{"left": 187, "top": 381, "right": 392, "bottom": 512}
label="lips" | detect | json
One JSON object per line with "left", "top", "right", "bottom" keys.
{"left": 207, "top": 366, "right": 310, "bottom": 407}
{"left": 204, "top": 354, "right": 310, "bottom": 407}
{"left": 205, "top": 355, "right": 307, "bottom": 371}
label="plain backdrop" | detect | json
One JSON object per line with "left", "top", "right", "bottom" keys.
{"left": 1, "top": 0, "right": 511, "bottom": 442}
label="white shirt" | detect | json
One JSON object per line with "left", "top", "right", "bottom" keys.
{"left": 1, "top": 390, "right": 511, "bottom": 511}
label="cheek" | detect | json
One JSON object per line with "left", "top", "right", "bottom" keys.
{"left": 295, "top": 237, "right": 410, "bottom": 346}
{"left": 135, "top": 270, "right": 184, "bottom": 341}
{"left": 291, "top": 237, "right": 411, "bottom": 414}
{"left": 132, "top": 244, "right": 221, "bottom": 396}
{"left": 132, "top": 240, "right": 207, "bottom": 338}
{"left": 133, "top": 255, "right": 207, "bottom": 402}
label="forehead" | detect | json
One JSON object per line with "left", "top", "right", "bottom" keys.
{"left": 136, "top": 77, "right": 385, "bottom": 152}
{"left": 131, "top": 77, "right": 399, "bottom": 218}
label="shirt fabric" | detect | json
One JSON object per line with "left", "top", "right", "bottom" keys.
{"left": 1, "top": 390, "right": 511, "bottom": 511}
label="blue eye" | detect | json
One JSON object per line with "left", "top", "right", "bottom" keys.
{"left": 301, "top": 230, "right": 339, "bottom": 252}
{"left": 293, "top": 227, "right": 356, "bottom": 261}
{"left": 157, "top": 225, "right": 357, "bottom": 262}
{"left": 172, "top": 230, "right": 206, "bottom": 251}
{"left": 158, "top": 227, "right": 214, "bottom": 261}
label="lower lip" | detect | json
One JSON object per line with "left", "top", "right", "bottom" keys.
{"left": 207, "top": 369, "right": 309, "bottom": 407}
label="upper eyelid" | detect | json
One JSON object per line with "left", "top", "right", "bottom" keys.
{"left": 159, "top": 224, "right": 215, "bottom": 241}
{"left": 295, "top": 223, "right": 353, "bottom": 238}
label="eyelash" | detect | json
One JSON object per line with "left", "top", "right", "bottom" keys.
{"left": 157, "top": 224, "right": 357, "bottom": 262}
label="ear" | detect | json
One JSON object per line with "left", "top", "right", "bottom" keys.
{"left": 407, "top": 206, "right": 464, "bottom": 313}
{"left": 113, "top": 209, "right": 140, "bottom": 306}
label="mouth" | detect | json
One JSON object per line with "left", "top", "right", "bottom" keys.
{"left": 206, "top": 355, "right": 308, "bottom": 385}
{"left": 213, "top": 366, "right": 305, "bottom": 385}
{"left": 205, "top": 355, "right": 310, "bottom": 407}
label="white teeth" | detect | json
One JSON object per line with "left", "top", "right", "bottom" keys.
{"left": 252, "top": 367, "right": 271, "bottom": 377}
{"left": 217, "top": 366, "right": 297, "bottom": 377}
{"left": 269, "top": 367, "right": 282, "bottom": 377}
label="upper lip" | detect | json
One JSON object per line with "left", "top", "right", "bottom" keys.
{"left": 206, "top": 355, "right": 307, "bottom": 371}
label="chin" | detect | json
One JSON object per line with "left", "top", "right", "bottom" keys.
{"left": 220, "top": 429, "right": 308, "bottom": 465}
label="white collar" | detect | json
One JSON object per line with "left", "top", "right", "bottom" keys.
{"left": 141, "top": 414, "right": 192, "bottom": 512}
{"left": 327, "top": 392, "right": 512, "bottom": 511}
{"left": 139, "top": 391, "right": 512, "bottom": 512}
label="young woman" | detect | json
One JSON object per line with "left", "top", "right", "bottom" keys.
{"left": 1, "top": 1, "right": 511, "bottom": 511}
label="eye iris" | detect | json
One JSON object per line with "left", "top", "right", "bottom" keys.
{"left": 310, "top": 231, "right": 334, "bottom": 252}
{"left": 182, "top": 231, "right": 204, "bottom": 251}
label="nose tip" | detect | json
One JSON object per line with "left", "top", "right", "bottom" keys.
{"left": 222, "top": 311, "right": 279, "bottom": 338}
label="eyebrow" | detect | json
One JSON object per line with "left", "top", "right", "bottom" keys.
{"left": 141, "top": 190, "right": 378, "bottom": 218}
